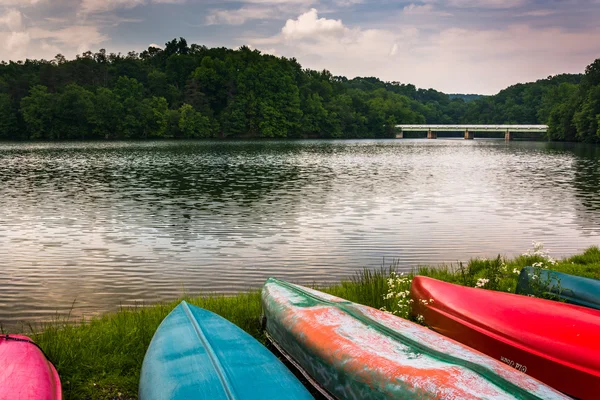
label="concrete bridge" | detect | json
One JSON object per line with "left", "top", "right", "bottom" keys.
{"left": 395, "top": 125, "right": 548, "bottom": 140}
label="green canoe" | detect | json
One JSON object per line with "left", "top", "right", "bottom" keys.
{"left": 516, "top": 266, "right": 600, "bottom": 310}
{"left": 262, "top": 277, "right": 569, "bottom": 399}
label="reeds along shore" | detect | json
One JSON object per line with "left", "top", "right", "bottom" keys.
{"left": 11, "top": 245, "right": 600, "bottom": 400}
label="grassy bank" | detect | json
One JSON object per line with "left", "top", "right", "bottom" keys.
{"left": 15, "top": 245, "right": 600, "bottom": 399}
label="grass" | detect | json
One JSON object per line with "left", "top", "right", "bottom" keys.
{"left": 7, "top": 245, "right": 598, "bottom": 399}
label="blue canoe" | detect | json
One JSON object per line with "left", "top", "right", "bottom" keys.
{"left": 516, "top": 266, "right": 600, "bottom": 310}
{"left": 139, "top": 301, "right": 313, "bottom": 400}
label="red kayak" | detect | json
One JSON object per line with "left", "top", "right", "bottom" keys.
{"left": 0, "top": 335, "right": 62, "bottom": 400}
{"left": 410, "top": 276, "right": 600, "bottom": 399}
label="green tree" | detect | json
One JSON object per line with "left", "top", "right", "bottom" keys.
{"left": 301, "top": 93, "right": 328, "bottom": 136}
{"left": 20, "top": 85, "right": 55, "bottom": 140}
{"left": 178, "top": 103, "right": 215, "bottom": 138}
{"left": 92, "top": 88, "right": 124, "bottom": 139}
{"left": 183, "top": 78, "right": 213, "bottom": 116}
{"left": 574, "top": 86, "right": 600, "bottom": 141}
{"left": 54, "top": 84, "right": 94, "bottom": 140}
{"left": 141, "top": 96, "right": 169, "bottom": 139}
{"left": 148, "top": 70, "right": 180, "bottom": 106}
{"left": 571, "top": 59, "right": 600, "bottom": 142}
{"left": 191, "top": 56, "right": 231, "bottom": 115}
{"left": 114, "top": 77, "right": 146, "bottom": 139}
{"left": 539, "top": 83, "right": 579, "bottom": 141}
{"left": 114, "top": 76, "right": 144, "bottom": 101}
{"left": 0, "top": 94, "right": 18, "bottom": 140}
{"left": 220, "top": 99, "right": 247, "bottom": 138}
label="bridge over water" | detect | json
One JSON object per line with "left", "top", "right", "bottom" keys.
{"left": 395, "top": 125, "right": 548, "bottom": 140}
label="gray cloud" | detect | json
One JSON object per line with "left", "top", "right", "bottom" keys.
{"left": 246, "top": 7, "right": 600, "bottom": 94}
{"left": 0, "top": 0, "right": 45, "bottom": 6}
{"left": 206, "top": 6, "right": 278, "bottom": 25}
{"left": 1, "top": 0, "right": 599, "bottom": 94}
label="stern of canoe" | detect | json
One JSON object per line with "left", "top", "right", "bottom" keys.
{"left": 516, "top": 266, "right": 600, "bottom": 310}
{"left": 140, "top": 301, "right": 313, "bottom": 400}
{"left": 261, "top": 280, "right": 374, "bottom": 399}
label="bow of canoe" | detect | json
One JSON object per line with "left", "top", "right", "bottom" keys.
{"left": 516, "top": 266, "right": 600, "bottom": 310}
{"left": 0, "top": 335, "right": 62, "bottom": 400}
{"left": 411, "top": 275, "right": 600, "bottom": 399}
{"left": 139, "top": 301, "right": 313, "bottom": 400}
{"left": 262, "top": 277, "right": 568, "bottom": 400}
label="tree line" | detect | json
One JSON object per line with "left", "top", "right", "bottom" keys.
{"left": 0, "top": 38, "right": 598, "bottom": 142}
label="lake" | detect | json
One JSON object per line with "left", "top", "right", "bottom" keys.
{"left": 1, "top": 139, "right": 599, "bottom": 328}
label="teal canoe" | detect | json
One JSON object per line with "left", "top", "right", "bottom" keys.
{"left": 516, "top": 266, "right": 600, "bottom": 310}
{"left": 139, "top": 301, "right": 313, "bottom": 400}
{"left": 262, "top": 278, "right": 568, "bottom": 400}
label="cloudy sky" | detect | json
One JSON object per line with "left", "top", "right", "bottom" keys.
{"left": 1, "top": 0, "right": 600, "bottom": 94}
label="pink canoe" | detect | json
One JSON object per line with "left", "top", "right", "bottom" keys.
{"left": 0, "top": 335, "right": 62, "bottom": 400}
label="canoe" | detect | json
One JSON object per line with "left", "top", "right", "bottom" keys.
{"left": 139, "top": 301, "right": 313, "bottom": 400}
{"left": 516, "top": 266, "right": 600, "bottom": 310}
{"left": 262, "top": 277, "right": 568, "bottom": 400}
{"left": 0, "top": 334, "right": 62, "bottom": 400}
{"left": 410, "top": 276, "right": 600, "bottom": 399}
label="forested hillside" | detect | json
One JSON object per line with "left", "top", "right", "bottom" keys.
{"left": 0, "top": 38, "right": 598, "bottom": 142}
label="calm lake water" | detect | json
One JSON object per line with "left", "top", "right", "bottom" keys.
{"left": 1, "top": 139, "right": 599, "bottom": 328}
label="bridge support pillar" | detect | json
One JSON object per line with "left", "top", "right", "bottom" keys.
{"left": 464, "top": 130, "right": 474, "bottom": 140}
{"left": 505, "top": 131, "right": 512, "bottom": 141}
{"left": 396, "top": 130, "right": 404, "bottom": 139}
{"left": 427, "top": 129, "right": 437, "bottom": 139}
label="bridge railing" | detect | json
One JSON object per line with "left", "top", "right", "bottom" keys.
{"left": 396, "top": 125, "right": 548, "bottom": 133}
{"left": 394, "top": 125, "right": 548, "bottom": 140}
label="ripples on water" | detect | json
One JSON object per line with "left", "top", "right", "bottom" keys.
{"left": 0, "top": 139, "right": 599, "bottom": 327}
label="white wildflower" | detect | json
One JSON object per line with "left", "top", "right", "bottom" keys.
{"left": 475, "top": 278, "right": 489, "bottom": 288}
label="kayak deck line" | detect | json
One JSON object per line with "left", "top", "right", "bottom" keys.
{"left": 265, "top": 331, "right": 336, "bottom": 400}
{"left": 181, "top": 301, "right": 237, "bottom": 400}
{"left": 270, "top": 278, "right": 552, "bottom": 400}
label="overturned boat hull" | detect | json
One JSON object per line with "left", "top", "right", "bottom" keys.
{"left": 262, "top": 278, "right": 568, "bottom": 399}
{"left": 516, "top": 266, "right": 600, "bottom": 310}
{"left": 411, "top": 276, "right": 600, "bottom": 399}
{"left": 139, "top": 301, "right": 313, "bottom": 400}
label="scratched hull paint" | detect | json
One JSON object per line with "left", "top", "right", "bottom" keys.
{"left": 411, "top": 276, "right": 600, "bottom": 400}
{"left": 139, "top": 301, "right": 313, "bottom": 400}
{"left": 262, "top": 278, "right": 568, "bottom": 400}
{"left": 516, "top": 266, "right": 600, "bottom": 310}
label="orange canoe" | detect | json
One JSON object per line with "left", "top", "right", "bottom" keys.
{"left": 411, "top": 276, "right": 600, "bottom": 399}
{"left": 262, "top": 278, "right": 569, "bottom": 399}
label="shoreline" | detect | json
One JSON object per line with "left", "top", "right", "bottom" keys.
{"left": 10, "top": 245, "right": 600, "bottom": 399}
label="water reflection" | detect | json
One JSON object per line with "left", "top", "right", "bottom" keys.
{"left": 0, "top": 139, "right": 599, "bottom": 329}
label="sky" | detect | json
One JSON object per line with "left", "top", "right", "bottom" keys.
{"left": 1, "top": 0, "right": 600, "bottom": 94}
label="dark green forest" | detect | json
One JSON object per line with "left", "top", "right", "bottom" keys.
{"left": 0, "top": 38, "right": 599, "bottom": 142}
